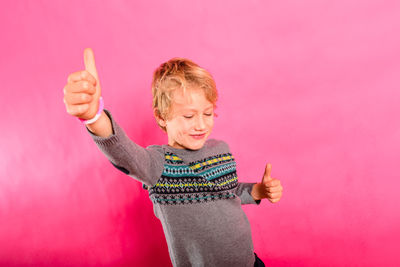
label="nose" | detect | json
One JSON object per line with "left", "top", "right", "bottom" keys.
{"left": 194, "top": 115, "right": 206, "bottom": 131}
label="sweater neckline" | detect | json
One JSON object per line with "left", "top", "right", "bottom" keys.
{"left": 163, "top": 139, "right": 212, "bottom": 156}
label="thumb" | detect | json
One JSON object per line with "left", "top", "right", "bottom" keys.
{"left": 262, "top": 163, "right": 272, "bottom": 184}
{"left": 84, "top": 48, "right": 100, "bottom": 82}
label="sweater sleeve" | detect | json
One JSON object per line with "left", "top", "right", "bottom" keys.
{"left": 85, "top": 109, "right": 164, "bottom": 187}
{"left": 218, "top": 140, "right": 261, "bottom": 205}
{"left": 235, "top": 182, "right": 261, "bottom": 205}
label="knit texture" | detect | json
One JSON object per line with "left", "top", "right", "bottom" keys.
{"left": 87, "top": 109, "right": 261, "bottom": 267}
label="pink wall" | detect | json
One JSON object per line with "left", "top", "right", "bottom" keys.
{"left": 1, "top": 1, "right": 399, "bottom": 266}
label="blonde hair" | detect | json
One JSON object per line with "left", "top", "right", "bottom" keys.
{"left": 152, "top": 58, "right": 218, "bottom": 131}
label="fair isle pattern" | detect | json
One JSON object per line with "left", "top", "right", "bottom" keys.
{"left": 189, "top": 153, "right": 234, "bottom": 171}
{"left": 165, "top": 152, "right": 184, "bottom": 164}
{"left": 149, "top": 152, "right": 239, "bottom": 205}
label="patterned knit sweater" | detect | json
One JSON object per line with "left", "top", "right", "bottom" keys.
{"left": 87, "top": 109, "right": 261, "bottom": 267}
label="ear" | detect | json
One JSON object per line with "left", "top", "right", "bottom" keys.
{"left": 153, "top": 108, "right": 166, "bottom": 127}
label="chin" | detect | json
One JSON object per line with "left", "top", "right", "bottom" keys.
{"left": 186, "top": 144, "right": 204, "bottom": 151}
{"left": 186, "top": 140, "right": 206, "bottom": 150}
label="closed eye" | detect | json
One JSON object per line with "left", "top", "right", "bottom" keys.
{"left": 183, "top": 115, "right": 193, "bottom": 119}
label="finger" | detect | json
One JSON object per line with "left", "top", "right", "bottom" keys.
{"left": 265, "top": 185, "right": 283, "bottom": 193}
{"left": 84, "top": 48, "right": 99, "bottom": 81}
{"left": 65, "top": 103, "right": 90, "bottom": 116}
{"left": 269, "top": 198, "right": 281, "bottom": 203}
{"left": 64, "top": 81, "right": 96, "bottom": 94}
{"left": 265, "top": 179, "right": 280, "bottom": 188}
{"left": 262, "top": 163, "right": 272, "bottom": 184}
{"left": 64, "top": 92, "right": 93, "bottom": 105}
{"left": 267, "top": 192, "right": 282, "bottom": 199}
{"left": 67, "top": 70, "right": 97, "bottom": 85}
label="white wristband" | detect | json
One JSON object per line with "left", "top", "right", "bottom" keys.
{"left": 79, "top": 97, "right": 104, "bottom": 125}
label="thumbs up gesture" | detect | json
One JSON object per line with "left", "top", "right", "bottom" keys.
{"left": 63, "top": 48, "right": 102, "bottom": 120}
{"left": 251, "top": 163, "right": 283, "bottom": 203}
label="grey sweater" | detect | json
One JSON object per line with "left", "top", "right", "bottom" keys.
{"left": 87, "top": 109, "right": 261, "bottom": 267}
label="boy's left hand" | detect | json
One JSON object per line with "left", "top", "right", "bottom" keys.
{"left": 251, "top": 163, "right": 283, "bottom": 203}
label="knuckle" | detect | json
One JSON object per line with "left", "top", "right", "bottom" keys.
{"left": 82, "top": 104, "right": 89, "bottom": 113}
{"left": 77, "top": 105, "right": 84, "bottom": 113}
{"left": 82, "top": 94, "right": 90, "bottom": 102}
{"left": 66, "top": 106, "right": 73, "bottom": 115}
{"left": 89, "top": 86, "right": 96, "bottom": 94}
{"left": 68, "top": 72, "right": 78, "bottom": 82}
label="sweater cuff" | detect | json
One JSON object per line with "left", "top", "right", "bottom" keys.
{"left": 85, "top": 109, "right": 121, "bottom": 147}
{"left": 238, "top": 183, "right": 262, "bottom": 205}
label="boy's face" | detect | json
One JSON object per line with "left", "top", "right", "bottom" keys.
{"left": 162, "top": 88, "right": 214, "bottom": 150}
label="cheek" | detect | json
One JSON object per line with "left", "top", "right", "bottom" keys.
{"left": 182, "top": 120, "right": 195, "bottom": 132}
{"left": 170, "top": 119, "right": 192, "bottom": 134}
{"left": 206, "top": 117, "right": 214, "bottom": 128}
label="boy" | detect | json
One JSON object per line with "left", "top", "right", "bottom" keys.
{"left": 63, "top": 48, "right": 283, "bottom": 267}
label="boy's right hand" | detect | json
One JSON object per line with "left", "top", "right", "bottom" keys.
{"left": 63, "top": 48, "right": 102, "bottom": 120}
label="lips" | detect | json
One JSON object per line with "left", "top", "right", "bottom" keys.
{"left": 190, "top": 133, "right": 206, "bottom": 140}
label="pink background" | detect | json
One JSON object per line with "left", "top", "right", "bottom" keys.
{"left": 1, "top": 0, "right": 399, "bottom": 266}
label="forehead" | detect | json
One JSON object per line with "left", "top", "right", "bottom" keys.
{"left": 170, "top": 88, "right": 213, "bottom": 110}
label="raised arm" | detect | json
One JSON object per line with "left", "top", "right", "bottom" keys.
{"left": 63, "top": 48, "right": 113, "bottom": 137}
{"left": 86, "top": 109, "right": 164, "bottom": 187}
{"left": 63, "top": 48, "right": 163, "bottom": 186}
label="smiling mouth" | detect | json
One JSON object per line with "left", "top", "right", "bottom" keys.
{"left": 190, "top": 133, "right": 206, "bottom": 140}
